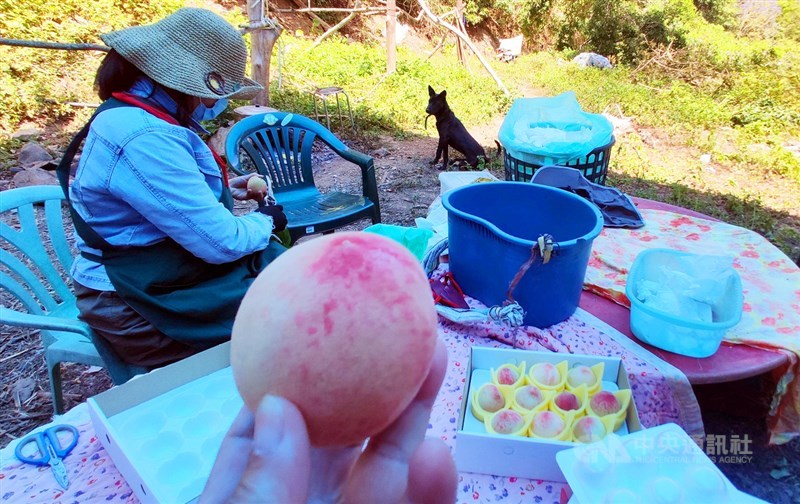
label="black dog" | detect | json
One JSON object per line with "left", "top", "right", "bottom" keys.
{"left": 426, "top": 85, "right": 492, "bottom": 170}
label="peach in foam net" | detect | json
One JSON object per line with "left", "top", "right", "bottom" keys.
{"left": 566, "top": 363, "right": 604, "bottom": 394}
{"left": 471, "top": 383, "right": 512, "bottom": 421}
{"left": 491, "top": 362, "right": 525, "bottom": 387}
{"left": 512, "top": 385, "right": 547, "bottom": 413}
{"left": 527, "top": 360, "right": 567, "bottom": 391}
{"left": 572, "top": 415, "right": 615, "bottom": 443}
{"left": 485, "top": 409, "right": 527, "bottom": 436}
{"left": 590, "top": 391, "right": 621, "bottom": 416}
{"left": 554, "top": 391, "right": 581, "bottom": 412}
{"left": 231, "top": 232, "right": 438, "bottom": 447}
{"left": 478, "top": 384, "right": 506, "bottom": 411}
{"left": 530, "top": 410, "right": 569, "bottom": 439}
{"left": 587, "top": 389, "right": 631, "bottom": 431}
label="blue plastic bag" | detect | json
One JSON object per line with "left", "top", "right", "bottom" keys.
{"left": 498, "top": 92, "right": 614, "bottom": 165}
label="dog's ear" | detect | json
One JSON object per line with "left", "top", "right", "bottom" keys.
{"left": 428, "top": 85, "right": 435, "bottom": 97}
{"left": 441, "top": 90, "right": 447, "bottom": 99}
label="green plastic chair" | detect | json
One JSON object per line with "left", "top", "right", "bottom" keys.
{"left": 1, "top": 185, "right": 146, "bottom": 414}
{"left": 225, "top": 112, "right": 381, "bottom": 243}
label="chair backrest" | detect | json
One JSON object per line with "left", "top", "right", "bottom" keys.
{"left": 1, "top": 185, "right": 75, "bottom": 336}
{"left": 225, "top": 112, "right": 353, "bottom": 193}
{"left": 1, "top": 185, "right": 145, "bottom": 385}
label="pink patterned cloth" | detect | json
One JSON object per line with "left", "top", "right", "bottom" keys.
{"left": 585, "top": 208, "right": 800, "bottom": 445}
{"left": 1, "top": 300, "right": 701, "bottom": 503}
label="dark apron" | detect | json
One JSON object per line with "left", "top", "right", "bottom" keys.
{"left": 57, "top": 94, "right": 283, "bottom": 347}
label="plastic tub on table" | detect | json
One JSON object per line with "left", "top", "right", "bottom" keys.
{"left": 625, "top": 248, "right": 743, "bottom": 358}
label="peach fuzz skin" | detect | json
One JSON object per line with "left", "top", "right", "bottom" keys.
{"left": 231, "top": 232, "right": 439, "bottom": 447}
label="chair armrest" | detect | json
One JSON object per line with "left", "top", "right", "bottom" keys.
{"left": 0, "top": 308, "right": 92, "bottom": 337}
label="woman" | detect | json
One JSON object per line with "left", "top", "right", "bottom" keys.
{"left": 58, "top": 8, "right": 287, "bottom": 368}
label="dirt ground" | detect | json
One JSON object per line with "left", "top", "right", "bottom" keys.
{"left": 1, "top": 126, "right": 799, "bottom": 502}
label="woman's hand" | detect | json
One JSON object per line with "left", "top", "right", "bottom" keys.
{"left": 229, "top": 173, "right": 266, "bottom": 202}
{"left": 200, "top": 340, "right": 457, "bottom": 504}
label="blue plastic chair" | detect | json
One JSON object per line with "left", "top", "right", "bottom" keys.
{"left": 225, "top": 112, "right": 381, "bottom": 243}
{"left": 1, "top": 185, "right": 146, "bottom": 414}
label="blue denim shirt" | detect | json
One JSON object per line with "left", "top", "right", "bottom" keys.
{"left": 70, "top": 78, "right": 273, "bottom": 291}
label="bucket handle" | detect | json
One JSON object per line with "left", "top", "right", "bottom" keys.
{"left": 505, "top": 234, "right": 556, "bottom": 304}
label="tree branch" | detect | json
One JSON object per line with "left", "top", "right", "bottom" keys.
{"left": 414, "top": 0, "right": 510, "bottom": 96}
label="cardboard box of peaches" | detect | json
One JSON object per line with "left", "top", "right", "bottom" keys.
{"left": 456, "top": 347, "right": 642, "bottom": 482}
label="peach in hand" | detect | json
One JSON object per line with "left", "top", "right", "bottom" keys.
{"left": 231, "top": 232, "right": 438, "bottom": 447}
{"left": 246, "top": 175, "right": 268, "bottom": 195}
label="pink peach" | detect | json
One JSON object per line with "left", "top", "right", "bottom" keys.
{"left": 231, "top": 232, "right": 438, "bottom": 447}
{"left": 573, "top": 416, "right": 607, "bottom": 443}
{"left": 477, "top": 384, "right": 505, "bottom": 412}
{"left": 554, "top": 391, "right": 581, "bottom": 411}
{"left": 531, "top": 362, "right": 561, "bottom": 386}
{"left": 491, "top": 410, "right": 525, "bottom": 434}
{"left": 567, "top": 365, "right": 597, "bottom": 388}
{"left": 532, "top": 411, "right": 565, "bottom": 438}
{"left": 515, "top": 385, "right": 544, "bottom": 410}
{"left": 590, "top": 391, "right": 622, "bottom": 416}
{"left": 496, "top": 366, "right": 519, "bottom": 385}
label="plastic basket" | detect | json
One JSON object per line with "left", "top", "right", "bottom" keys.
{"left": 441, "top": 182, "right": 603, "bottom": 328}
{"left": 503, "top": 137, "right": 615, "bottom": 185}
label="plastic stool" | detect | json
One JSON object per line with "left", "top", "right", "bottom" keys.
{"left": 311, "top": 86, "right": 355, "bottom": 133}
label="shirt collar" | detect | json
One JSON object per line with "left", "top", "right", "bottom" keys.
{"left": 128, "top": 77, "right": 210, "bottom": 135}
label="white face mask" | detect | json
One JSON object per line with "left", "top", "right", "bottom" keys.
{"left": 192, "top": 98, "right": 228, "bottom": 122}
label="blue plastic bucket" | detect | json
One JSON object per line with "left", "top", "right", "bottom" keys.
{"left": 442, "top": 182, "right": 604, "bottom": 327}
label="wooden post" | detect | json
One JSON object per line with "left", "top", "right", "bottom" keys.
{"left": 247, "top": 0, "right": 282, "bottom": 106}
{"left": 386, "top": 0, "right": 397, "bottom": 73}
{"left": 455, "top": 0, "right": 465, "bottom": 65}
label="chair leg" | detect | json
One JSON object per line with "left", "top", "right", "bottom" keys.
{"left": 45, "top": 355, "right": 65, "bottom": 415}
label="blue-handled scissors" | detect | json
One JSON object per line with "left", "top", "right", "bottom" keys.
{"left": 15, "top": 424, "right": 79, "bottom": 489}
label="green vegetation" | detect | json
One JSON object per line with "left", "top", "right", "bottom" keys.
{"left": 1, "top": 0, "right": 798, "bottom": 259}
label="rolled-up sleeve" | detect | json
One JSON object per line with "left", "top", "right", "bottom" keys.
{"left": 109, "top": 128, "right": 274, "bottom": 264}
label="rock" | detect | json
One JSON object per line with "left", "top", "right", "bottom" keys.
{"left": 373, "top": 148, "right": 390, "bottom": 158}
{"left": 12, "top": 167, "right": 59, "bottom": 188}
{"left": 18, "top": 142, "right": 56, "bottom": 170}
{"left": 11, "top": 126, "right": 44, "bottom": 140}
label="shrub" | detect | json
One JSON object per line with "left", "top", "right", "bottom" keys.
{"left": 2, "top": 1, "right": 183, "bottom": 134}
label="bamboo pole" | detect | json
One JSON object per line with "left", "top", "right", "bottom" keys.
{"left": 0, "top": 38, "right": 109, "bottom": 51}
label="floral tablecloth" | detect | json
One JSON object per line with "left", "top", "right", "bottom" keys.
{"left": 585, "top": 208, "right": 800, "bottom": 445}
{"left": 1, "top": 305, "right": 701, "bottom": 504}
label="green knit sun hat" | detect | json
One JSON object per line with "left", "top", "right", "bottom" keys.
{"left": 100, "top": 7, "right": 262, "bottom": 100}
